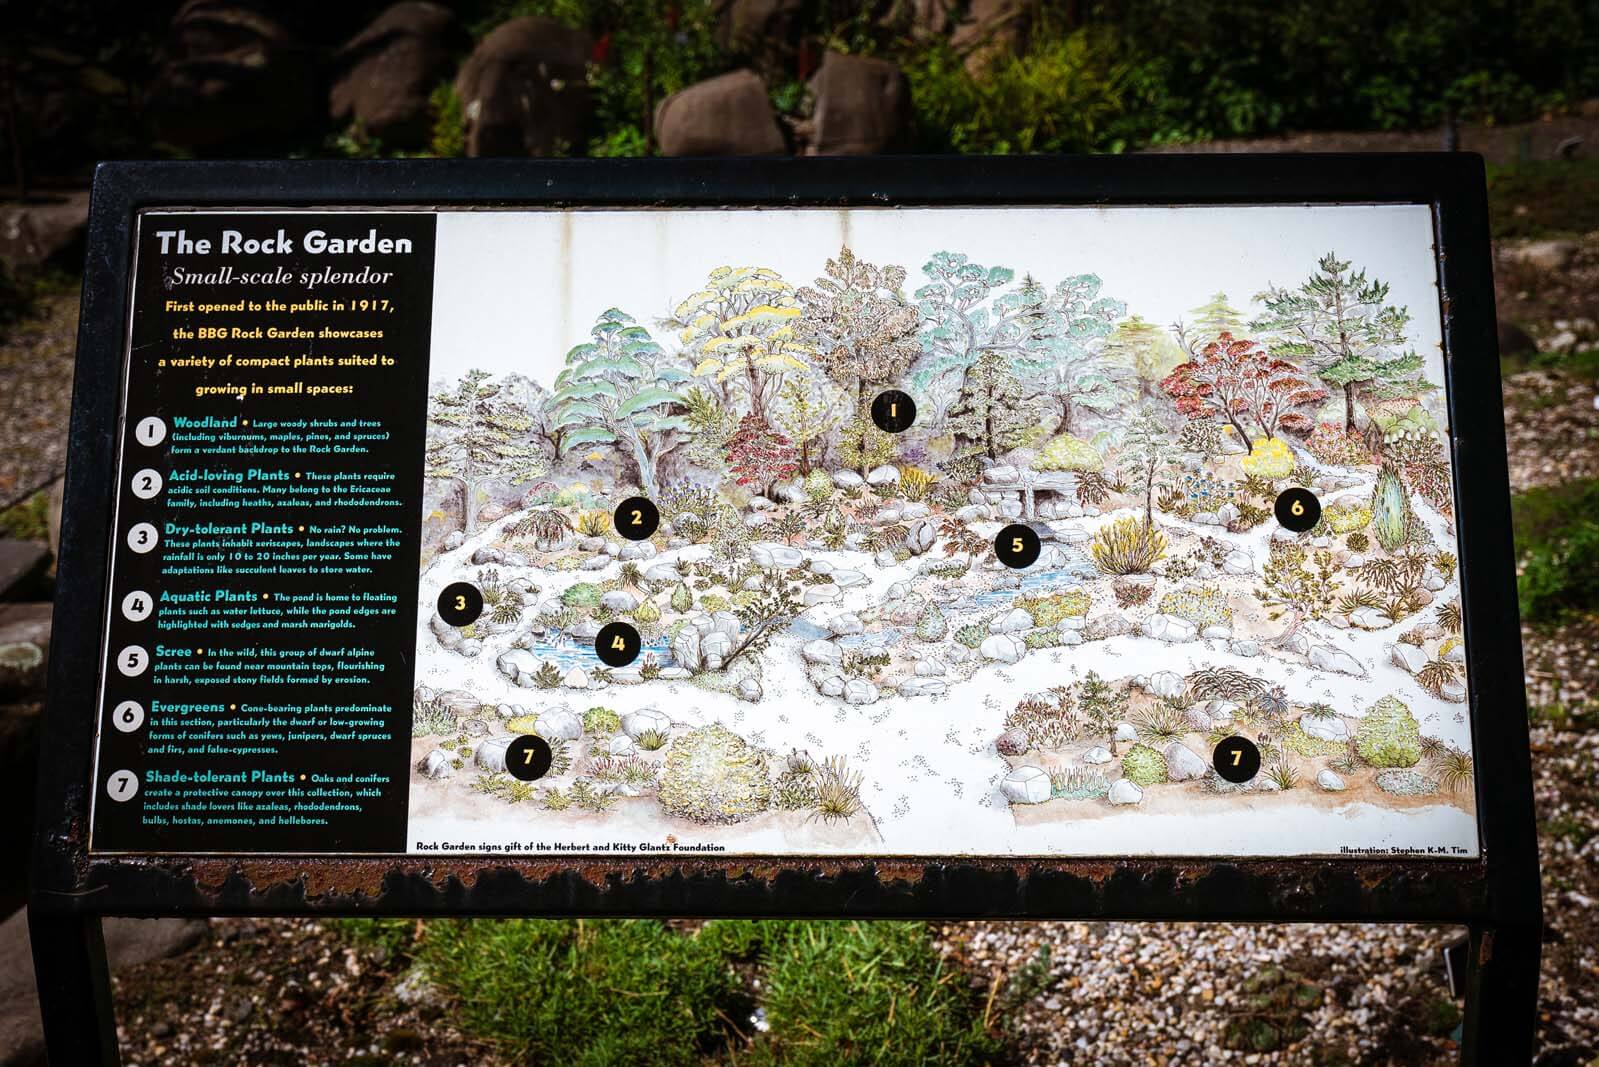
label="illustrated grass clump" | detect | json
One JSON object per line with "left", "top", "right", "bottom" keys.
{"left": 812, "top": 755, "right": 864, "bottom": 824}
{"left": 657, "top": 724, "right": 772, "bottom": 824}
{"left": 1370, "top": 463, "right": 1414, "bottom": 553}
{"left": 1119, "top": 743, "right": 1169, "bottom": 787}
{"left": 1157, "top": 585, "right": 1232, "bottom": 628}
{"left": 574, "top": 508, "right": 611, "bottom": 537}
{"left": 1354, "top": 695, "right": 1423, "bottom": 768}
{"left": 533, "top": 662, "right": 563, "bottom": 689}
{"left": 1050, "top": 766, "right": 1110, "bottom": 800}
{"left": 1324, "top": 502, "right": 1372, "bottom": 534}
{"left": 899, "top": 466, "right": 934, "bottom": 502}
{"left": 1091, "top": 516, "right": 1167, "bottom": 575}
{"left": 1015, "top": 589, "right": 1091, "bottom": 627}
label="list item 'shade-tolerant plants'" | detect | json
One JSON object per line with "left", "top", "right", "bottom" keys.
{"left": 407, "top": 228, "right": 1473, "bottom": 857}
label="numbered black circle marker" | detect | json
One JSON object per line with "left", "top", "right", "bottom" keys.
{"left": 505, "top": 734, "right": 554, "bottom": 782}
{"left": 615, "top": 496, "right": 659, "bottom": 540}
{"left": 105, "top": 769, "right": 139, "bottom": 803}
{"left": 111, "top": 700, "right": 145, "bottom": 733}
{"left": 116, "top": 644, "right": 149, "bottom": 678}
{"left": 437, "top": 582, "right": 483, "bottom": 627}
{"left": 134, "top": 416, "right": 166, "bottom": 447}
{"left": 1213, "top": 736, "right": 1262, "bottom": 783}
{"left": 126, "top": 522, "right": 159, "bottom": 554}
{"left": 130, "top": 468, "right": 164, "bottom": 500}
{"left": 871, "top": 389, "right": 916, "bottom": 433}
{"left": 1274, "top": 487, "right": 1321, "bottom": 532}
{"left": 121, "top": 590, "right": 154, "bottom": 622}
{"left": 994, "top": 523, "right": 1041, "bottom": 569}
{"left": 595, "top": 621, "right": 642, "bottom": 667}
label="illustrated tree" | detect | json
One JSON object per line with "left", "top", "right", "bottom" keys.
{"left": 773, "top": 376, "right": 841, "bottom": 474}
{"left": 1102, "top": 314, "right": 1185, "bottom": 398}
{"left": 669, "top": 266, "right": 812, "bottom": 427}
{"left": 1012, "top": 273, "right": 1129, "bottom": 436}
{"left": 1117, "top": 401, "right": 1171, "bottom": 530}
{"left": 947, "top": 347, "right": 1035, "bottom": 460}
{"left": 908, "top": 251, "right": 1024, "bottom": 427}
{"left": 1186, "top": 291, "right": 1248, "bottom": 344}
{"left": 1159, "top": 331, "right": 1327, "bottom": 452}
{"left": 426, "top": 369, "right": 543, "bottom": 538}
{"left": 1253, "top": 252, "right": 1425, "bottom": 432}
{"left": 546, "top": 307, "right": 692, "bottom": 497}
{"left": 725, "top": 412, "right": 800, "bottom": 499}
{"left": 794, "top": 247, "right": 920, "bottom": 471}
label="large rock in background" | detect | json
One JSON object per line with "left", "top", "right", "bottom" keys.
{"left": 146, "top": 1, "right": 322, "bottom": 151}
{"left": 801, "top": 52, "right": 911, "bottom": 155}
{"left": 455, "top": 16, "right": 592, "bottom": 157}
{"left": 655, "top": 70, "right": 786, "bottom": 156}
{"left": 329, "top": 2, "right": 468, "bottom": 148}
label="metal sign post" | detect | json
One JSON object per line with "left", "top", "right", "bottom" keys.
{"left": 31, "top": 155, "right": 1540, "bottom": 1064}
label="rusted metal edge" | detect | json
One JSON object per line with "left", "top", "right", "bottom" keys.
{"left": 36, "top": 853, "right": 1497, "bottom": 922}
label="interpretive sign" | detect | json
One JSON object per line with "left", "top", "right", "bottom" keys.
{"left": 31, "top": 158, "right": 1540, "bottom": 1065}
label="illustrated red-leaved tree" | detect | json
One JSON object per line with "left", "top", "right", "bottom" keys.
{"left": 1159, "top": 331, "right": 1327, "bottom": 452}
{"left": 725, "top": 413, "right": 799, "bottom": 499}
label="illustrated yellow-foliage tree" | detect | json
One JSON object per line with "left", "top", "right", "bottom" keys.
{"left": 670, "top": 266, "right": 812, "bottom": 428}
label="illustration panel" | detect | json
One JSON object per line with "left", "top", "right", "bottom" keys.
{"left": 408, "top": 206, "right": 1478, "bottom": 858}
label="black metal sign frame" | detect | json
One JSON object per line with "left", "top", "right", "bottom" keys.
{"left": 29, "top": 156, "right": 1540, "bottom": 1065}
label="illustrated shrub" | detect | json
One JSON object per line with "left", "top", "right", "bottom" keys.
{"left": 583, "top": 706, "right": 621, "bottom": 735}
{"left": 1325, "top": 502, "right": 1372, "bottom": 535}
{"left": 1120, "top": 743, "right": 1169, "bottom": 787}
{"left": 1113, "top": 577, "right": 1154, "bottom": 608}
{"left": 804, "top": 469, "right": 834, "bottom": 502}
{"left": 1034, "top": 433, "right": 1104, "bottom": 472}
{"left": 1241, "top": 437, "right": 1294, "bottom": 480}
{"left": 1305, "top": 423, "right": 1370, "bottom": 466}
{"left": 632, "top": 597, "right": 661, "bottom": 624}
{"left": 670, "top": 581, "right": 694, "bottom": 614}
{"left": 1157, "top": 585, "right": 1232, "bottom": 628}
{"left": 560, "top": 582, "right": 602, "bottom": 610}
{"left": 1091, "top": 516, "right": 1168, "bottom": 575}
{"left": 658, "top": 724, "right": 772, "bottom": 823}
{"left": 954, "top": 623, "right": 986, "bottom": 649}
{"left": 1015, "top": 589, "right": 1091, "bottom": 627}
{"left": 574, "top": 508, "right": 611, "bottom": 536}
{"left": 1345, "top": 530, "right": 1370, "bottom": 553}
{"left": 914, "top": 603, "right": 949, "bottom": 641}
{"left": 1370, "top": 464, "right": 1414, "bottom": 553}
{"left": 1355, "top": 695, "right": 1423, "bottom": 768}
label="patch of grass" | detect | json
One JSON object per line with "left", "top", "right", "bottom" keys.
{"left": 357, "top": 918, "right": 1000, "bottom": 1065}
{"left": 1487, "top": 159, "right": 1599, "bottom": 240}
{"left": 1501, "top": 348, "right": 1599, "bottom": 380}
{"left": 412, "top": 919, "right": 742, "bottom": 1064}
{"left": 700, "top": 920, "right": 1001, "bottom": 1064}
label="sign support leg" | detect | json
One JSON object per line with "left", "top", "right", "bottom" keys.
{"left": 28, "top": 908, "right": 120, "bottom": 1066}
{"left": 1459, "top": 921, "right": 1539, "bottom": 1065}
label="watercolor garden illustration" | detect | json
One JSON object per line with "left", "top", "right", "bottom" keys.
{"left": 407, "top": 231, "right": 1476, "bottom": 856}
